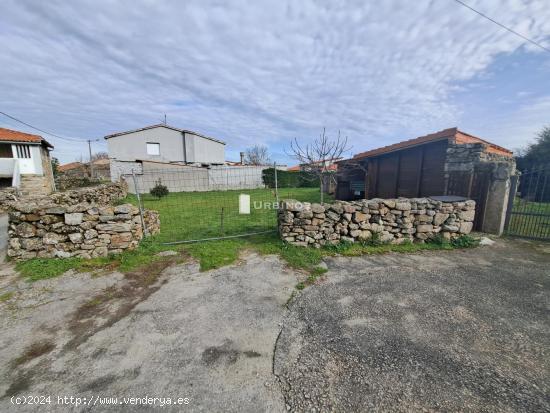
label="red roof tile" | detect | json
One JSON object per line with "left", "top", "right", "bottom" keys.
{"left": 58, "top": 162, "right": 84, "bottom": 172}
{"left": 0, "top": 127, "right": 53, "bottom": 148}
{"left": 352, "top": 127, "right": 512, "bottom": 159}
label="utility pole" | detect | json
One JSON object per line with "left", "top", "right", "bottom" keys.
{"left": 87, "top": 139, "right": 93, "bottom": 178}
{"left": 164, "top": 114, "right": 167, "bottom": 125}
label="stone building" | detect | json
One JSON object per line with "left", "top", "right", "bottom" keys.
{"left": 0, "top": 127, "right": 55, "bottom": 195}
{"left": 336, "top": 128, "right": 515, "bottom": 234}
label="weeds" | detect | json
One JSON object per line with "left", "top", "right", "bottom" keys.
{"left": 0, "top": 291, "right": 14, "bottom": 302}
{"left": 14, "top": 230, "right": 480, "bottom": 292}
{"left": 11, "top": 341, "right": 55, "bottom": 367}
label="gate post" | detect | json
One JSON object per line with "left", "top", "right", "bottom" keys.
{"left": 273, "top": 161, "right": 279, "bottom": 204}
{"left": 503, "top": 174, "right": 518, "bottom": 232}
{"left": 132, "top": 169, "right": 148, "bottom": 237}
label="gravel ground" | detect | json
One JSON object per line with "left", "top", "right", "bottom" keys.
{"left": 274, "top": 239, "right": 550, "bottom": 412}
{"left": 0, "top": 238, "right": 548, "bottom": 412}
{"left": 0, "top": 252, "right": 296, "bottom": 412}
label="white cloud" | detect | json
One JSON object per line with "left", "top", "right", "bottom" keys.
{"left": 0, "top": 0, "right": 549, "bottom": 162}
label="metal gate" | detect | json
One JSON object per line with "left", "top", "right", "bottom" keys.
{"left": 504, "top": 165, "right": 550, "bottom": 240}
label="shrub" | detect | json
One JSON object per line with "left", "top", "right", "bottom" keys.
{"left": 429, "top": 233, "right": 449, "bottom": 246}
{"left": 150, "top": 179, "right": 169, "bottom": 199}
{"left": 451, "top": 234, "right": 480, "bottom": 248}
{"left": 262, "top": 168, "right": 318, "bottom": 188}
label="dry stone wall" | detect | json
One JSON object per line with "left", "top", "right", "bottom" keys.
{"left": 278, "top": 197, "right": 475, "bottom": 247}
{"left": 5, "top": 183, "right": 160, "bottom": 260}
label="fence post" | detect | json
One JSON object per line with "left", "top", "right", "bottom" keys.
{"left": 503, "top": 173, "right": 518, "bottom": 232}
{"left": 274, "top": 161, "right": 279, "bottom": 204}
{"left": 132, "top": 169, "right": 148, "bottom": 237}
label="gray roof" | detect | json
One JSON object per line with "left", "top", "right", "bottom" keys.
{"left": 104, "top": 124, "right": 225, "bottom": 145}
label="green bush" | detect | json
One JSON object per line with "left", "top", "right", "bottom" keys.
{"left": 429, "top": 233, "right": 449, "bottom": 246}
{"left": 150, "top": 179, "right": 169, "bottom": 199}
{"left": 262, "top": 168, "right": 318, "bottom": 188}
{"left": 451, "top": 234, "right": 480, "bottom": 248}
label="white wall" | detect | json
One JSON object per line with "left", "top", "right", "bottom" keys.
{"left": 11, "top": 144, "right": 43, "bottom": 175}
{"left": 107, "top": 126, "right": 225, "bottom": 164}
{"left": 107, "top": 127, "right": 185, "bottom": 163}
{"left": 185, "top": 132, "right": 225, "bottom": 164}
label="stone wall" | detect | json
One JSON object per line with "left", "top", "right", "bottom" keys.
{"left": 278, "top": 198, "right": 475, "bottom": 247}
{"left": 0, "top": 187, "right": 18, "bottom": 213}
{"left": 5, "top": 182, "right": 160, "bottom": 260}
{"left": 445, "top": 143, "right": 516, "bottom": 235}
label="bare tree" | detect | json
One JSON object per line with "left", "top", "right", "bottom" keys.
{"left": 91, "top": 151, "right": 109, "bottom": 161}
{"left": 288, "top": 128, "right": 351, "bottom": 204}
{"left": 244, "top": 145, "right": 270, "bottom": 165}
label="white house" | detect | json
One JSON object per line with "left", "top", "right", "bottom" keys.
{"left": 104, "top": 124, "right": 226, "bottom": 181}
{"left": 0, "top": 127, "right": 55, "bottom": 195}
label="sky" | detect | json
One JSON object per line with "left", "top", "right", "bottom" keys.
{"left": 1, "top": 0, "right": 549, "bottom": 165}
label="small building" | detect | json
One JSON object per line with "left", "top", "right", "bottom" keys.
{"left": 58, "top": 158, "right": 111, "bottom": 180}
{"left": 336, "top": 128, "right": 515, "bottom": 234}
{"left": 0, "top": 127, "right": 55, "bottom": 195}
{"left": 104, "top": 124, "right": 225, "bottom": 181}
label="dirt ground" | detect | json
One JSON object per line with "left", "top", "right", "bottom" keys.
{"left": 0, "top": 238, "right": 549, "bottom": 412}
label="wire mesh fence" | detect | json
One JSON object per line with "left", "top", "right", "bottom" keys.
{"left": 504, "top": 164, "right": 550, "bottom": 240}
{"left": 122, "top": 164, "right": 329, "bottom": 244}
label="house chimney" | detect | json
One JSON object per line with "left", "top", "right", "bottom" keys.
{"left": 240, "top": 152, "right": 245, "bottom": 165}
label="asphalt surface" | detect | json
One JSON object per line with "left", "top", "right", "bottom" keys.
{"left": 274, "top": 239, "right": 550, "bottom": 412}
{"left": 0, "top": 239, "right": 549, "bottom": 412}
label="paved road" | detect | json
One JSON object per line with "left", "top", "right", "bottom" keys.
{"left": 274, "top": 240, "right": 550, "bottom": 412}
{"left": 1, "top": 239, "right": 549, "bottom": 412}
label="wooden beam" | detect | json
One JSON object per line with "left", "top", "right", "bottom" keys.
{"left": 416, "top": 146, "right": 425, "bottom": 197}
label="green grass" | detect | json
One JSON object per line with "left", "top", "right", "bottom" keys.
{"left": 0, "top": 292, "right": 14, "bottom": 302}
{"left": 126, "top": 187, "right": 328, "bottom": 243}
{"left": 15, "top": 241, "right": 174, "bottom": 282}
{"left": 506, "top": 198, "right": 550, "bottom": 239}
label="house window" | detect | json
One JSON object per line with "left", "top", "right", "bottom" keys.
{"left": 146, "top": 142, "right": 160, "bottom": 156}
{"left": 0, "top": 144, "right": 12, "bottom": 158}
{"left": 15, "top": 145, "right": 31, "bottom": 158}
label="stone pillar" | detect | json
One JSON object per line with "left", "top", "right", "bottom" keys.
{"left": 482, "top": 161, "right": 516, "bottom": 235}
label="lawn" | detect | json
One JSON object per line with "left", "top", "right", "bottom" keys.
{"left": 506, "top": 198, "right": 550, "bottom": 240}
{"left": 125, "top": 187, "right": 329, "bottom": 243}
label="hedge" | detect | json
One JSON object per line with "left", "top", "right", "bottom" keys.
{"left": 262, "top": 168, "right": 318, "bottom": 188}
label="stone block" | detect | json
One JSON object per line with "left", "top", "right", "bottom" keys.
{"left": 311, "top": 203, "right": 325, "bottom": 214}
{"left": 459, "top": 221, "right": 473, "bottom": 234}
{"left": 458, "top": 210, "right": 475, "bottom": 222}
{"left": 433, "top": 213, "right": 449, "bottom": 226}
{"left": 353, "top": 211, "right": 368, "bottom": 223}
{"left": 416, "top": 224, "right": 433, "bottom": 233}
{"left": 65, "top": 213, "right": 83, "bottom": 225}
{"left": 15, "top": 222, "right": 36, "bottom": 238}
{"left": 45, "top": 207, "right": 66, "bottom": 215}
{"left": 395, "top": 201, "right": 411, "bottom": 211}
{"left": 96, "top": 223, "right": 132, "bottom": 232}
{"left": 443, "top": 224, "right": 459, "bottom": 232}
{"left": 68, "top": 232, "right": 83, "bottom": 243}
{"left": 43, "top": 232, "right": 66, "bottom": 245}
{"left": 20, "top": 237, "right": 42, "bottom": 251}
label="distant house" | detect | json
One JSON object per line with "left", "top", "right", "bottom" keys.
{"left": 287, "top": 159, "right": 340, "bottom": 172}
{"left": 0, "top": 127, "right": 55, "bottom": 195}
{"left": 104, "top": 124, "right": 226, "bottom": 181}
{"left": 58, "top": 158, "right": 111, "bottom": 180}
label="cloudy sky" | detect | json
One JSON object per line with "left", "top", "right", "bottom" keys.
{"left": 1, "top": 0, "right": 549, "bottom": 164}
